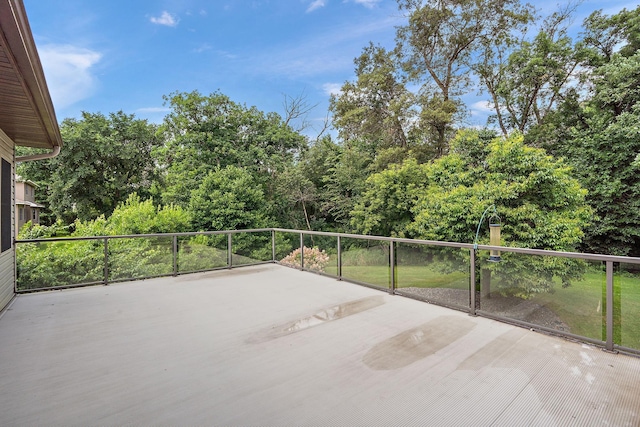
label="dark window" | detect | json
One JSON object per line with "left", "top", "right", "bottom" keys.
{"left": 1, "top": 159, "right": 11, "bottom": 252}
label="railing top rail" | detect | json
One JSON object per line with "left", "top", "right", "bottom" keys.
{"left": 15, "top": 227, "right": 640, "bottom": 265}
{"left": 274, "top": 228, "right": 640, "bottom": 264}
{"left": 15, "top": 228, "right": 274, "bottom": 244}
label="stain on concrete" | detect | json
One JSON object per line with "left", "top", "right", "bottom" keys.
{"left": 363, "top": 316, "right": 475, "bottom": 370}
{"left": 457, "top": 328, "right": 528, "bottom": 371}
{"left": 248, "top": 295, "right": 386, "bottom": 343}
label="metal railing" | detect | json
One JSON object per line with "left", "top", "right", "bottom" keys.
{"left": 15, "top": 227, "right": 640, "bottom": 355}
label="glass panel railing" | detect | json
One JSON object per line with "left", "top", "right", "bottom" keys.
{"left": 16, "top": 239, "right": 104, "bottom": 290}
{"left": 395, "top": 243, "right": 470, "bottom": 309}
{"left": 301, "top": 234, "right": 337, "bottom": 276}
{"left": 108, "top": 236, "right": 173, "bottom": 281}
{"left": 340, "top": 238, "right": 390, "bottom": 289}
{"left": 231, "top": 231, "right": 272, "bottom": 266}
{"left": 478, "top": 250, "right": 603, "bottom": 343}
{"left": 616, "top": 263, "right": 640, "bottom": 351}
{"left": 178, "top": 234, "right": 228, "bottom": 273}
{"left": 276, "top": 231, "right": 300, "bottom": 267}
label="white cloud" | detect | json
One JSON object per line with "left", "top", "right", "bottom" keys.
{"left": 193, "top": 43, "right": 212, "bottom": 53}
{"left": 353, "top": 0, "right": 380, "bottom": 8}
{"left": 150, "top": 11, "right": 178, "bottom": 27}
{"left": 252, "top": 15, "right": 402, "bottom": 77}
{"left": 322, "top": 83, "right": 342, "bottom": 96}
{"left": 38, "top": 44, "right": 102, "bottom": 109}
{"left": 470, "top": 100, "right": 494, "bottom": 116}
{"left": 307, "top": 0, "right": 326, "bottom": 13}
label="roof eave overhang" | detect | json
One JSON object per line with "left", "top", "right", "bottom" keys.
{"left": 0, "top": 0, "right": 62, "bottom": 151}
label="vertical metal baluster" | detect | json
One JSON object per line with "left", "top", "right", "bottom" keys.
{"left": 337, "top": 235, "right": 342, "bottom": 280}
{"left": 606, "top": 261, "right": 614, "bottom": 351}
{"left": 300, "top": 232, "right": 304, "bottom": 270}
{"left": 228, "top": 233, "right": 233, "bottom": 269}
{"left": 389, "top": 240, "right": 395, "bottom": 295}
{"left": 103, "top": 237, "right": 109, "bottom": 285}
{"left": 271, "top": 229, "right": 276, "bottom": 262}
{"left": 173, "top": 235, "right": 178, "bottom": 276}
{"left": 470, "top": 249, "right": 476, "bottom": 316}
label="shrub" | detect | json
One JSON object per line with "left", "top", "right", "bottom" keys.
{"left": 281, "top": 246, "right": 330, "bottom": 272}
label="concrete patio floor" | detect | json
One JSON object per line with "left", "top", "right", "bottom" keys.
{"left": 1, "top": 264, "right": 639, "bottom": 426}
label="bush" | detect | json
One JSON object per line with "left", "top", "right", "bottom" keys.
{"left": 281, "top": 246, "right": 330, "bottom": 272}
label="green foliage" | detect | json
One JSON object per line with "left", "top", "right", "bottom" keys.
{"left": 529, "top": 7, "right": 640, "bottom": 256}
{"left": 351, "top": 130, "right": 592, "bottom": 296}
{"left": 99, "top": 194, "right": 191, "bottom": 235}
{"left": 18, "top": 220, "right": 71, "bottom": 239}
{"left": 351, "top": 158, "right": 428, "bottom": 237}
{"left": 187, "top": 166, "right": 272, "bottom": 259}
{"left": 488, "top": 14, "right": 579, "bottom": 133}
{"left": 49, "top": 111, "right": 160, "bottom": 222}
{"left": 396, "top": 0, "right": 533, "bottom": 153}
{"left": 542, "top": 106, "right": 640, "bottom": 256}
{"left": 274, "top": 164, "right": 317, "bottom": 230}
{"left": 410, "top": 131, "right": 592, "bottom": 249}
{"left": 17, "top": 194, "right": 191, "bottom": 290}
{"left": 155, "top": 90, "right": 306, "bottom": 207}
{"left": 329, "top": 43, "right": 415, "bottom": 150}
{"left": 188, "top": 166, "right": 269, "bottom": 231}
{"left": 17, "top": 240, "right": 105, "bottom": 290}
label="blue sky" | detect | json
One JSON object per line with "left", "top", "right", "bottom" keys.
{"left": 23, "top": 0, "right": 638, "bottom": 137}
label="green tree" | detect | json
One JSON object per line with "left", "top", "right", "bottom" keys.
{"left": 477, "top": 8, "right": 580, "bottom": 134}
{"left": 20, "top": 111, "right": 161, "bottom": 223}
{"left": 352, "top": 130, "right": 592, "bottom": 296}
{"left": 320, "top": 140, "right": 374, "bottom": 230}
{"left": 408, "top": 132, "right": 591, "bottom": 250}
{"left": 529, "top": 7, "right": 640, "bottom": 256}
{"left": 350, "top": 158, "right": 428, "bottom": 237}
{"left": 155, "top": 90, "right": 306, "bottom": 207}
{"left": 188, "top": 166, "right": 270, "bottom": 232}
{"left": 329, "top": 43, "right": 416, "bottom": 151}
{"left": 396, "top": 0, "right": 532, "bottom": 155}
{"left": 274, "top": 164, "right": 318, "bottom": 231}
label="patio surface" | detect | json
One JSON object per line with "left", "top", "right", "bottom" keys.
{"left": 0, "top": 264, "right": 639, "bottom": 426}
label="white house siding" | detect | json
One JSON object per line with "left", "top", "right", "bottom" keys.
{"left": 0, "top": 128, "right": 15, "bottom": 312}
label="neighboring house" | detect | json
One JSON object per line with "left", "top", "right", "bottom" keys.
{"left": 15, "top": 175, "right": 44, "bottom": 236}
{"left": 0, "top": 0, "right": 62, "bottom": 311}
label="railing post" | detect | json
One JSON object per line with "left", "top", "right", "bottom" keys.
{"left": 606, "top": 261, "right": 614, "bottom": 351}
{"left": 337, "top": 235, "right": 342, "bottom": 281}
{"left": 469, "top": 249, "right": 476, "bottom": 316}
{"left": 103, "top": 237, "right": 109, "bottom": 285}
{"left": 299, "top": 232, "right": 304, "bottom": 270}
{"left": 389, "top": 239, "right": 395, "bottom": 295}
{"left": 271, "top": 229, "right": 276, "bottom": 262}
{"left": 227, "top": 233, "right": 233, "bottom": 269}
{"left": 172, "top": 235, "right": 178, "bottom": 276}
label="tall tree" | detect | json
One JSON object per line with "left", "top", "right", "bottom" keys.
{"left": 20, "top": 111, "right": 160, "bottom": 223}
{"left": 155, "top": 90, "right": 306, "bottom": 207}
{"left": 529, "top": 7, "right": 640, "bottom": 256}
{"left": 477, "top": 7, "right": 579, "bottom": 134}
{"left": 329, "top": 43, "right": 416, "bottom": 151}
{"left": 396, "top": 0, "right": 532, "bottom": 154}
